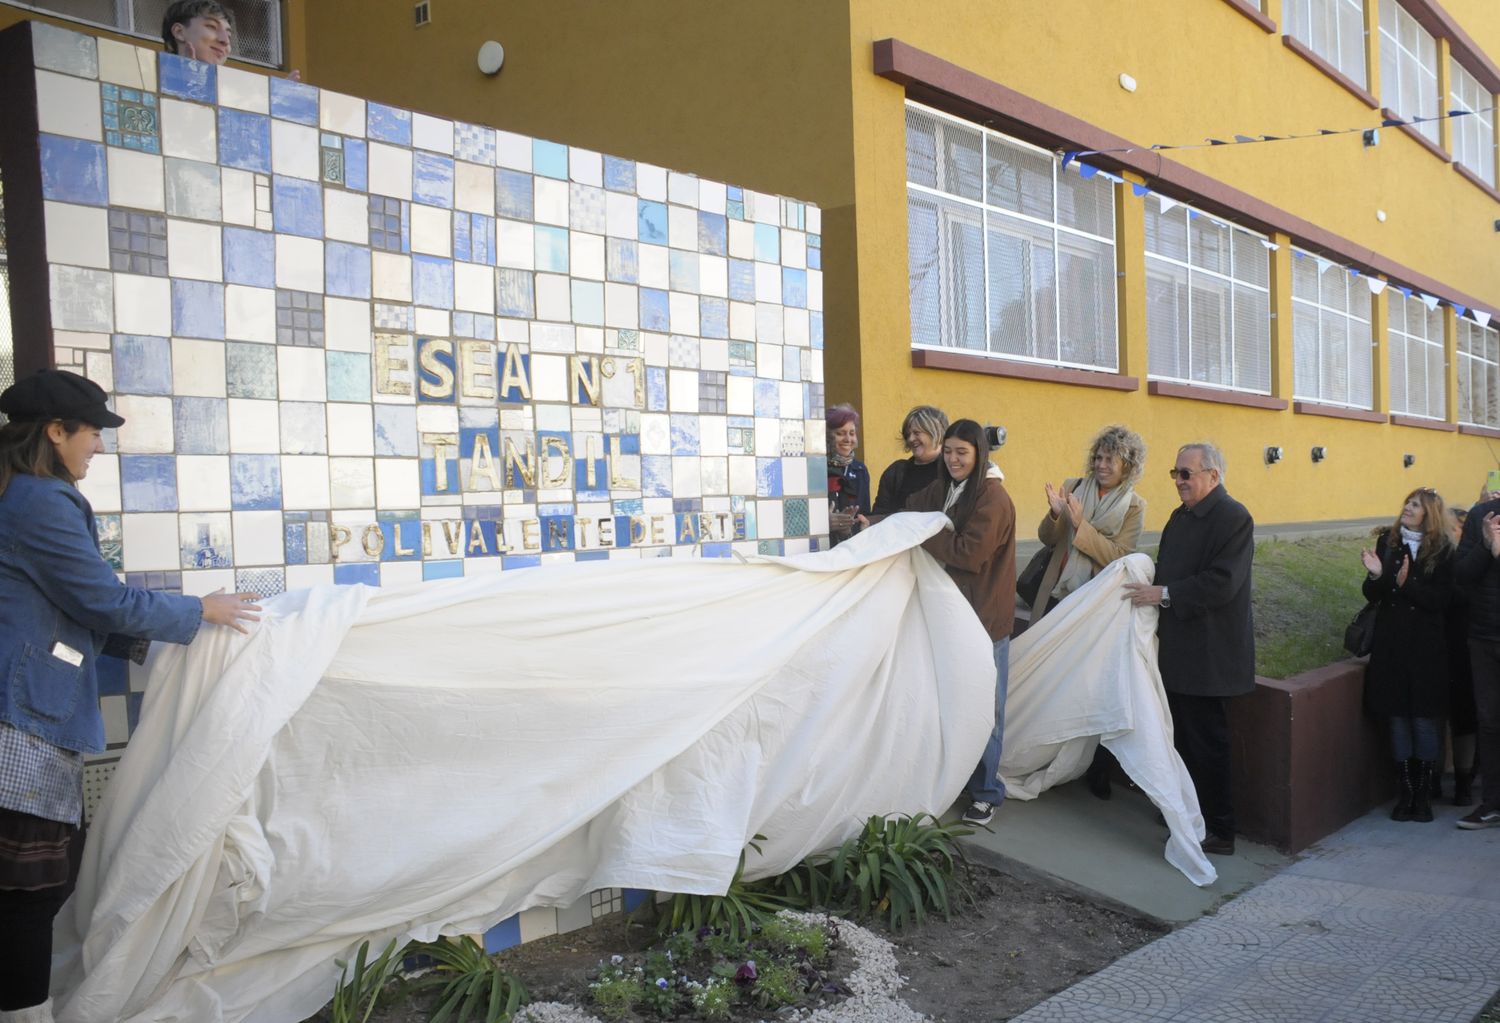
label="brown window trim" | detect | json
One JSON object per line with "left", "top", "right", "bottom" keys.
{"left": 1220, "top": 0, "right": 1276, "bottom": 33}
{"left": 1454, "top": 161, "right": 1500, "bottom": 203}
{"left": 1459, "top": 423, "right": 1500, "bottom": 439}
{"left": 1292, "top": 400, "right": 1385, "bottom": 422}
{"left": 1282, "top": 35, "right": 1379, "bottom": 109}
{"left": 1389, "top": 413, "right": 1456, "bottom": 431}
{"left": 1147, "top": 380, "right": 1289, "bottom": 410}
{"left": 1380, "top": 108, "right": 1451, "bottom": 163}
{"left": 910, "top": 349, "right": 1139, "bottom": 391}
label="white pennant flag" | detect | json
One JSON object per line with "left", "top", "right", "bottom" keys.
{"left": 1314, "top": 257, "right": 1333, "bottom": 275}
{"left": 1158, "top": 196, "right": 1179, "bottom": 215}
{"left": 1259, "top": 239, "right": 1280, "bottom": 251}
{"left": 1365, "top": 277, "right": 1387, "bottom": 295}
{"left": 1476, "top": 310, "right": 1493, "bottom": 328}
{"left": 1418, "top": 292, "right": 1440, "bottom": 311}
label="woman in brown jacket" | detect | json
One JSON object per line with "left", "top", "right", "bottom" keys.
{"left": 905, "top": 419, "right": 1016, "bottom": 826}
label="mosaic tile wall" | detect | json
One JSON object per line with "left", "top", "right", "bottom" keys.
{"left": 6, "top": 22, "right": 830, "bottom": 750}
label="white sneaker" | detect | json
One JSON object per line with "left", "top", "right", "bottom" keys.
{"left": 961, "top": 800, "right": 995, "bottom": 826}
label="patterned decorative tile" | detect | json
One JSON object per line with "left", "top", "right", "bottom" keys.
{"left": 101, "top": 84, "right": 160, "bottom": 153}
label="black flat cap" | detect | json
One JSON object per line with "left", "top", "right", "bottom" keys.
{"left": 0, "top": 369, "right": 125, "bottom": 428}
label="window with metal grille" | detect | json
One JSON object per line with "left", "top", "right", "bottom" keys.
{"left": 1378, "top": 0, "right": 1439, "bottom": 144}
{"left": 1290, "top": 249, "right": 1374, "bottom": 408}
{"left": 1450, "top": 59, "right": 1496, "bottom": 187}
{"left": 1386, "top": 290, "right": 1446, "bottom": 420}
{"left": 9, "top": 1, "right": 283, "bottom": 68}
{"left": 1144, "top": 196, "right": 1272, "bottom": 394}
{"left": 1285, "top": 0, "right": 1368, "bottom": 88}
{"left": 905, "top": 101, "right": 1118, "bottom": 372}
{"left": 1457, "top": 318, "right": 1499, "bottom": 427}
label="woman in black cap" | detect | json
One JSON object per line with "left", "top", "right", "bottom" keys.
{"left": 0, "top": 370, "right": 260, "bottom": 1022}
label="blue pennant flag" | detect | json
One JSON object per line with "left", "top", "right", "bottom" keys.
{"left": 1208, "top": 138, "right": 1229, "bottom": 145}
{"left": 1078, "top": 163, "right": 1100, "bottom": 179}
{"left": 1449, "top": 108, "right": 1472, "bottom": 117}
{"left": 1381, "top": 118, "right": 1405, "bottom": 127}
{"left": 1260, "top": 135, "right": 1284, "bottom": 141}
{"left": 1131, "top": 182, "right": 1151, "bottom": 197}
{"left": 1187, "top": 209, "right": 1201, "bottom": 219}
{"left": 1233, "top": 134, "right": 1257, "bottom": 143}
{"left": 1399, "top": 286, "right": 1414, "bottom": 299}
{"left": 1455, "top": 303, "right": 1468, "bottom": 317}
{"left": 1319, "top": 129, "right": 1338, "bottom": 135}
{"left": 1061, "top": 151, "right": 1081, "bottom": 171}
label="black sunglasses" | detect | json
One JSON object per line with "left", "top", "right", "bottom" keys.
{"left": 1167, "top": 468, "right": 1213, "bottom": 481}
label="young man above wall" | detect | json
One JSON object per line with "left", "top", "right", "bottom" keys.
{"left": 160, "top": 0, "right": 232, "bottom": 64}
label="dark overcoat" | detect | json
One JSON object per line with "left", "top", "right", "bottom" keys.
{"left": 1362, "top": 531, "right": 1452, "bottom": 717}
{"left": 1155, "top": 485, "right": 1256, "bottom": 697}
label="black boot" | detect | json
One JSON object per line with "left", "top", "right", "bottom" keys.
{"left": 1430, "top": 766, "right": 1444, "bottom": 800}
{"left": 1411, "top": 761, "right": 1435, "bottom": 822}
{"left": 1454, "top": 769, "right": 1474, "bottom": 806}
{"left": 1085, "top": 747, "right": 1112, "bottom": 800}
{"left": 1391, "top": 759, "right": 1414, "bottom": 821}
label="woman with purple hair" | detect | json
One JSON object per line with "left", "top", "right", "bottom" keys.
{"left": 826, "top": 404, "right": 871, "bottom": 546}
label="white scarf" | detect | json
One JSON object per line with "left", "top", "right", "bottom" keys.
{"left": 1399, "top": 525, "right": 1422, "bottom": 561}
{"left": 1053, "top": 477, "right": 1136, "bottom": 598}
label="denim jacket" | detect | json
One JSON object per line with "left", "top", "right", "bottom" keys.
{"left": 0, "top": 474, "right": 202, "bottom": 753}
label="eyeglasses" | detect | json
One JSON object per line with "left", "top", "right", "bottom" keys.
{"left": 1167, "top": 468, "right": 1211, "bottom": 481}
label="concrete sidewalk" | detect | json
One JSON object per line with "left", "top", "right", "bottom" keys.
{"left": 968, "top": 783, "right": 1500, "bottom": 1022}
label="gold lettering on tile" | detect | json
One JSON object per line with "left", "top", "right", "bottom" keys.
{"left": 420, "top": 521, "right": 433, "bottom": 557}
{"left": 422, "top": 432, "right": 459, "bottom": 492}
{"left": 541, "top": 436, "right": 572, "bottom": 487}
{"left": 583, "top": 433, "right": 601, "bottom": 488}
{"left": 470, "top": 433, "right": 503, "bottom": 490}
{"left": 630, "top": 516, "right": 648, "bottom": 545}
{"left": 417, "top": 338, "right": 455, "bottom": 401}
{"left": 678, "top": 515, "right": 699, "bottom": 544}
{"left": 650, "top": 516, "right": 667, "bottom": 545}
{"left": 361, "top": 524, "right": 385, "bottom": 557}
{"left": 607, "top": 435, "right": 639, "bottom": 488}
{"left": 459, "top": 339, "right": 497, "bottom": 400}
{"left": 733, "top": 512, "right": 747, "bottom": 540}
{"left": 498, "top": 342, "right": 532, "bottom": 401}
{"left": 374, "top": 335, "right": 413, "bottom": 396}
{"left": 623, "top": 358, "right": 645, "bottom": 408}
{"left": 548, "top": 518, "right": 572, "bottom": 549}
{"left": 392, "top": 522, "right": 415, "bottom": 557}
{"left": 330, "top": 524, "right": 352, "bottom": 561}
{"left": 570, "top": 354, "right": 601, "bottom": 407}
{"left": 521, "top": 518, "right": 541, "bottom": 551}
{"left": 503, "top": 436, "right": 537, "bottom": 488}
{"left": 598, "top": 516, "right": 616, "bottom": 548}
{"left": 441, "top": 520, "right": 463, "bottom": 555}
{"left": 468, "top": 519, "right": 489, "bottom": 555}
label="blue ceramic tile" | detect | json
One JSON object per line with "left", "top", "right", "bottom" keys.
{"left": 810, "top": 311, "right": 824, "bottom": 348}
{"left": 539, "top": 514, "right": 574, "bottom": 552}
{"left": 698, "top": 212, "right": 727, "bottom": 256}
{"left": 754, "top": 223, "right": 780, "bottom": 263}
{"left": 728, "top": 259, "right": 756, "bottom": 302}
{"left": 112, "top": 335, "right": 173, "bottom": 395}
{"left": 231, "top": 454, "right": 282, "bottom": 509}
{"left": 413, "top": 152, "right": 455, "bottom": 208}
{"left": 496, "top": 268, "right": 534, "bottom": 318}
{"left": 642, "top": 454, "right": 672, "bottom": 497}
{"left": 622, "top": 889, "right": 650, "bottom": 912}
{"left": 218, "top": 108, "right": 271, "bottom": 172}
{"left": 808, "top": 246, "right": 821, "bottom": 270}
{"left": 502, "top": 554, "right": 540, "bottom": 570}
{"left": 640, "top": 288, "right": 670, "bottom": 332}
{"left": 273, "top": 175, "right": 324, "bottom": 237}
{"left": 575, "top": 550, "right": 609, "bottom": 562}
{"left": 461, "top": 214, "right": 494, "bottom": 265}
{"left": 412, "top": 255, "right": 454, "bottom": 308}
{"left": 326, "top": 350, "right": 371, "bottom": 401}
{"left": 782, "top": 346, "right": 801, "bottom": 381}
{"left": 756, "top": 458, "right": 784, "bottom": 497}
{"left": 453, "top": 214, "right": 471, "bottom": 262}
{"left": 334, "top": 562, "right": 380, "bottom": 586}
{"left": 668, "top": 250, "right": 698, "bottom": 292}
{"left": 727, "top": 199, "right": 744, "bottom": 220}
{"left": 120, "top": 454, "right": 178, "bottom": 511}
{"left": 782, "top": 268, "right": 808, "bottom": 308}
{"left": 670, "top": 414, "right": 700, "bottom": 454}
{"left": 603, "top": 155, "right": 636, "bottom": 193}
{"left": 606, "top": 239, "right": 638, "bottom": 283}
{"left": 614, "top": 433, "right": 640, "bottom": 455}
{"left": 423, "top": 560, "right": 464, "bottom": 580}
{"left": 223, "top": 227, "right": 276, "bottom": 287}
{"left": 374, "top": 405, "right": 418, "bottom": 456}
{"left": 533, "top": 226, "right": 569, "bottom": 273}
{"left": 344, "top": 138, "right": 368, "bottom": 192}
{"left": 532, "top": 140, "right": 568, "bottom": 180}
{"left": 376, "top": 519, "right": 423, "bottom": 561}
{"left": 40, "top": 135, "right": 107, "bottom": 206}
{"left": 158, "top": 52, "right": 216, "bottom": 103}
{"left": 416, "top": 337, "right": 456, "bottom": 402}
{"left": 637, "top": 200, "right": 668, "bottom": 244}
{"left": 496, "top": 169, "right": 533, "bottom": 220}
{"left": 367, "top": 103, "right": 411, "bottom": 144}
{"left": 172, "top": 280, "right": 226, "bottom": 340}
{"left": 102, "top": 86, "right": 160, "bottom": 154}
{"left": 174, "top": 396, "right": 229, "bottom": 453}
{"left": 269, "top": 77, "right": 319, "bottom": 125}
{"left": 701, "top": 297, "right": 728, "bottom": 339}
{"left": 758, "top": 539, "right": 784, "bottom": 556}
{"left": 727, "top": 186, "right": 743, "bottom": 201}
{"left": 571, "top": 280, "right": 603, "bottom": 325}
{"left": 458, "top": 422, "right": 499, "bottom": 459}
{"left": 807, "top": 457, "right": 828, "bottom": 493}
{"left": 227, "top": 342, "right": 277, "bottom": 398}
{"left": 646, "top": 366, "right": 667, "bottom": 411}
{"left": 754, "top": 379, "right": 779, "bottom": 417}
{"left": 283, "top": 515, "right": 307, "bottom": 564}
{"left": 325, "top": 242, "right": 372, "bottom": 299}
{"left": 454, "top": 122, "right": 495, "bottom": 164}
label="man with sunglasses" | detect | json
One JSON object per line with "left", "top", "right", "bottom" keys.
{"left": 1124, "top": 443, "right": 1255, "bottom": 856}
{"left": 1452, "top": 480, "right": 1500, "bottom": 829}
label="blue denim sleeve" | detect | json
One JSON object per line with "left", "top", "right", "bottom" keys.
{"left": 15, "top": 485, "right": 203, "bottom": 645}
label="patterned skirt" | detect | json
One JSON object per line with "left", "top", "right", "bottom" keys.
{"left": 0, "top": 807, "right": 81, "bottom": 892}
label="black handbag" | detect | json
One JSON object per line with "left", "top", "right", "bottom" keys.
{"left": 1016, "top": 546, "right": 1053, "bottom": 607}
{"left": 1343, "top": 602, "right": 1377, "bottom": 658}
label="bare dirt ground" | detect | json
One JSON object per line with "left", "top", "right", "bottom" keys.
{"left": 320, "top": 860, "right": 1168, "bottom": 1022}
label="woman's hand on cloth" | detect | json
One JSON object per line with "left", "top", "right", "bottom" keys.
{"left": 1121, "top": 582, "right": 1164, "bottom": 607}
{"left": 202, "top": 590, "right": 263, "bottom": 634}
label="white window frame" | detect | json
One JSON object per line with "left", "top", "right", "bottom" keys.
{"left": 1378, "top": 0, "right": 1439, "bottom": 144}
{"left": 5, "top": 1, "right": 285, "bottom": 68}
{"left": 1144, "top": 198, "right": 1273, "bottom": 395}
{"left": 1290, "top": 249, "right": 1374, "bottom": 409}
{"left": 1386, "top": 289, "right": 1446, "bottom": 421}
{"left": 1286, "top": 0, "right": 1369, "bottom": 90}
{"left": 1458, "top": 318, "right": 1500, "bottom": 428}
{"left": 904, "top": 101, "right": 1120, "bottom": 373}
{"left": 1450, "top": 59, "right": 1497, "bottom": 187}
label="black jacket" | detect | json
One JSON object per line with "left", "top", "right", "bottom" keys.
{"left": 872, "top": 457, "right": 944, "bottom": 517}
{"left": 1361, "top": 531, "right": 1452, "bottom": 717}
{"left": 1155, "top": 485, "right": 1256, "bottom": 697}
{"left": 1454, "top": 497, "right": 1500, "bottom": 641}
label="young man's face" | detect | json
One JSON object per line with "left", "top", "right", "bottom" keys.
{"left": 172, "top": 14, "right": 232, "bottom": 64}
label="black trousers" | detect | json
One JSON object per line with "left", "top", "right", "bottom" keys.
{"left": 0, "top": 883, "right": 71, "bottom": 1009}
{"left": 1468, "top": 639, "right": 1500, "bottom": 809}
{"left": 1167, "top": 691, "right": 1235, "bottom": 840}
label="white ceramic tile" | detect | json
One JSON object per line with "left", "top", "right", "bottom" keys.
{"left": 569, "top": 147, "right": 602, "bottom": 186}
{"left": 454, "top": 161, "right": 494, "bottom": 215}
{"left": 371, "top": 252, "right": 413, "bottom": 301}
{"left": 806, "top": 206, "right": 822, "bottom": 234}
{"left": 225, "top": 285, "right": 276, "bottom": 343}
{"left": 667, "top": 206, "right": 696, "bottom": 250}
{"left": 368, "top": 142, "right": 413, "bottom": 199}
{"left": 755, "top": 262, "right": 782, "bottom": 304}
{"left": 275, "top": 235, "right": 323, "bottom": 292}
{"left": 177, "top": 454, "right": 231, "bottom": 510}
{"left": 699, "top": 416, "right": 728, "bottom": 457}
{"left": 167, "top": 220, "right": 223, "bottom": 281}
{"left": 121, "top": 513, "right": 180, "bottom": 571}
{"left": 667, "top": 171, "right": 698, "bottom": 209}
{"left": 756, "top": 342, "right": 781, "bottom": 379}
{"left": 728, "top": 219, "right": 754, "bottom": 259}
{"left": 217, "top": 65, "right": 268, "bottom": 113}
{"left": 668, "top": 292, "right": 699, "bottom": 335}
{"left": 643, "top": 332, "right": 669, "bottom": 366}
{"left": 781, "top": 229, "right": 807, "bottom": 270}
{"left": 221, "top": 167, "right": 256, "bottom": 225}
{"left": 699, "top": 255, "right": 728, "bottom": 298}
{"left": 112, "top": 272, "right": 170, "bottom": 335}
{"left": 320, "top": 90, "right": 366, "bottom": 136}
{"left": 668, "top": 369, "right": 698, "bottom": 413}
{"left": 325, "top": 297, "right": 373, "bottom": 352}
{"left": 414, "top": 308, "right": 449, "bottom": 337}
{"left": 327, "top": 403, "right": 374, "bottom": 456}
{"left": 77, "top": 452, "right": 119, "bottom": 513}
{"left": 329, "top": 457, "right": 376, "bottom": 508}
{"left": 171, "top": 338, "right": 227, "bottom": 397}
{"left": 412, "top": 113, "right": 454, "bottom": 155}
{"left": 271, "top": 120, "right": 319, "bottom": 180}
{"left": 517, "top": 907, "right": 559, "bottom": 943}
{"left": 604, "top": 282, "right": 637, "bottom": 329}
{"left": 494, "top": 130, "right": 531, "bottom": 171}
{"left": 36, "top": 70, "right": 102, "bottom": 141}
{"left": 44, "top": 201, "right": 109, "bottom": 269}
{"left": 747, "top": 190, "right": 779, "bottom": 224}
{"left": 454, "top": 262, "right": 495, "bottom": 314}
{"left": 700, "top": 338, "right": 728, "bottom": 372}
{"left": 114, "top": 395, "right": 175, "bottom": 452}
{"left": 410, "top": 204, "right": 452, "bottom": 256}
{"left": 779, "top": 381, "right": 802, "bottom": 418}
{"left": 97, "top": 37, "right": 156, "bottom": 91}
{"left": 729, "top": 300, "right": 755, "bottom": 340}
{"left": 530, "top": 354, "right": 567, "bottom": 402}
{"left": 638, "top": 244, "right": 668, "bottom": 289}
{"left": 277, "top": 347, "right": 326, "bottom": 401}
{"left": 160, "top": 97, "right": 217, "bottom": 162}
{"left": 496, "top": 221, "right": 534, "bottom": 270}
{"left": 671, "top": 457, "right": 702, "bottom": 498}
{"left": 698, "top": 180, "right": 726, "bottom": 215}
{"left": 808, "top": 269, "right": 823, "bottom": 311}
{"left": 232, "top": 510, "right": 284, "bottom": 564}
{"left": 285, "top": 564, "right": 333, "bottom": 587}
{"left": 381, "top": 561, "right": 423, "bottom": 586}
{"left": 228, "top": 398, "right": 280, "bottom": 452}
{"left": 639, "top": 413, "right": 669, "bottom": 455}
{"left": 605, "top": 192, "right": 636, "bottom": 240}
{"left": 530, "top": 322, "right": 574, "bottom": 353}
{"left": 535, "top": 274, "right": 569, "bottom": 321}
{"left": 533, "top": 177, "right": 568, "bottom": 226}
{"left": 165, "top": 157, "right": 221, "bottom": 220}
{"left": 107, "top": 148, "right": 165, "bottom": 211}
{"left": 570, "top": 233, "right": 604, "bottom": 281}
{"left": 280, "top": 455, "right": 331, "bottom": 509}
{"left": 729, "top": 454, "right": 756, "bottom": 494}
{"left": 784, "top": 308, "right": 809, "bottom": 347}
{"left": 324, "top": 189, "right": 369, "bottom": 244}
{"left": 375, "top": 458, "right": 420, "bottom": 508}
{"left": 636, "top": 163, "right": 667, "bottom": 202}
{"left": 726, "top": 375, "right": 753, "bottom": 416}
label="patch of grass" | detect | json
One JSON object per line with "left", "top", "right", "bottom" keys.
{"left": 1251, "top": 534, "right": 1370, "bottom": 679}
